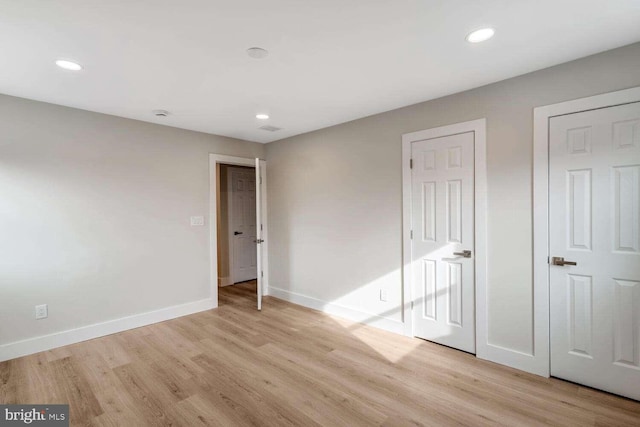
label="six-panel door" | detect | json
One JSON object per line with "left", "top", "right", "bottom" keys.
{"left": 411, "top": 132, "right": 476, "bottom": 354}
{"left": 549, "top": 102, "right": 640, "bottom": 401}
{"left": 230, "top": 167, "right": 258, "bottom": 283}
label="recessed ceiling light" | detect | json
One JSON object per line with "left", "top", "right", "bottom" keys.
{"left": 55, "top": 59, "right": 83, "bottom": 71}
{"left": 466, "top": 28, "right": 495, "bottom": 43}
{"left": 256, "top": 114, "right": 269, "bottom": 120}
{"left": 247, "top": 47, "right": 269, "bottom": 59}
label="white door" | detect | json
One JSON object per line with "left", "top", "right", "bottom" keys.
{"left": 549, "top": 102, "right": 640, "bottom": 401}
{"left": 411, "top": 132, "right": 475, "bottom": 353}
{"left": 229, "top": 167, "right": 257, "bottom": 283}
{"left": 255, "top": 158, "right": 265, "bottom": 311}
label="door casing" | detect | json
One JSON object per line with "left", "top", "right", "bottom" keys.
{"left": 533, "top": 86, "right": 640, "bottom": 377}
{"left": 209, "top": 154, "right": 269, "bottom": 308}
{"left": 402, "top": 119, "right": 488, "bottom": 355}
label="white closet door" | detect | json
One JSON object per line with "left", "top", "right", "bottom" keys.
{"left": 549, "top": 102, "right": 640, "bottom": 401}
{"left": 411, "top": 131, "right": 476, "bottom": 353}
{"left": 255, "top": 158, "right": 264, "bottom": 311}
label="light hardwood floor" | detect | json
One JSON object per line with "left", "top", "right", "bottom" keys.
{"left": 1, "top": 281, "right": 639, "bottom": 426}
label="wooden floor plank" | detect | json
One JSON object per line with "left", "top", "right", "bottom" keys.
{"left": 1, "top": 280, "right": 639, "bottom": 426}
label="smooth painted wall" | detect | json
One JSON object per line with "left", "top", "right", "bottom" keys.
{"left": 265, "top": 42, "right": 640, "bottom": 356}
{"left": 0, "top": 94, "right": 264, "bottom": 346}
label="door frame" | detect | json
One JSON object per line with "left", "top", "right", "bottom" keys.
{"left": 533, "top": 86, "right": 640, "bottom": 377}
{"left": 209, "top": 154, "right": 268, "bottom": 308}
{"left": 401, "top": 118, "right": 488, "bottom": 353}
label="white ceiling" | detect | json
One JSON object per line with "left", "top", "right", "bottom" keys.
{"left": 1, "top": 1, "right": 639, "bottom": 143}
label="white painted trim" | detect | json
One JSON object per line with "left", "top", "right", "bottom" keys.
{"left": 255, "top": 158, "right": 263, "bottom": 311}
{"left": 260, "top": 160, "right": 270, "bottom": 295}
{"left": 209, "top": 154, "right": 268, "bottom": 306}
{"left": 401, "top": 130, "right": 413, "bottom": 336}
{"left": 401, "top": 119, "right": 488, "bottom": 349}
{"left": 0, "top": 298, "right": 214, "bottom": 362}
{"left": 269, "top": 287, "right": 405, "bottom": 335}
{"left": 533, "top": 86, "right": 640, "bottom": 378}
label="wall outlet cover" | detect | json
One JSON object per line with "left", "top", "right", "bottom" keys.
{"left": 190, "top": 216, "right": 205, "bottom": 226}
{"left": 35, "top": 304, "right": 48, "bottom": 320}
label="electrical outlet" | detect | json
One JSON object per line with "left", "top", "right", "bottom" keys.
{"left": 35, "top": 304, "right": 48, "bottom": 320}
{"left": 190, "top": 216, "right": 205, "bottom": 226}
{"left": 379, "top": 289, "right": 388, "bottom": 302}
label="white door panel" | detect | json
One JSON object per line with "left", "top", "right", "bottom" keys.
{"left": 411, "top": 132, "right": 475, "bottom": 353}
{"left": 256, "top": 158, "right": 265, "bottom": 311}
{"left": 230, "top": 167, "right": 257, "bottom": 283}
{"left": 549, "top": 102, "right": 640, "bottom": 401}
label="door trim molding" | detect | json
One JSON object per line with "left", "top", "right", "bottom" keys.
{"left": 401, "top": 119, "right": 488, "bottom": 354}
{"left": 533, "top": 86, "right": 640, "bottom": 377}
{"left": 209, "top": 154, "right": 268, "bottom": 308}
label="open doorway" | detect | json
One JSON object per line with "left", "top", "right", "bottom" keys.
{"left": 209, "top": 154, "right": 267, "bottom": 311}
{"left": 217, "top": 165, "right": 257, "bottom": 287}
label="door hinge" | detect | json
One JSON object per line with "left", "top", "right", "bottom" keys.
{"left": 260, "top": 176, "right": 263, "bottom": 185}
{"left": 261, "top": 224, "right": 263, "bottom": 231}
{"left": 261, "top": 271, "right": 264, "bottom": 278}
{"left": 410, "top": 158, "right": 413, "bottom": 169}
{"left": 410, "top": 230, "right": 413, "bottom": 239}
{"left": 411, "top": 301, "right": 414, "bottom": 309}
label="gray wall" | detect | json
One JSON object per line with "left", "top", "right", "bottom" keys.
{"left": 0, "top": 94, "right": 264, "bottom": 346}
{"left": 265, "top": 42, "right": 640, "bottom": 355}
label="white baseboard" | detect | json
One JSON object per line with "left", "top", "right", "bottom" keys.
{"left": 0, "top": 298, "right": 215, "bottom": 362}
{"left": 268, "top": 287, "right": 405, "bottom": 335}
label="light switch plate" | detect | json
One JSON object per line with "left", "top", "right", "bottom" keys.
{"left": 35, "top": 304, "right": 48, "bottom": 320}
{"left": 379, "top": 289, "right": 388, "bottom": 302}
{"left": 190, "top": 216, "right": 205, "bottom": 226}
